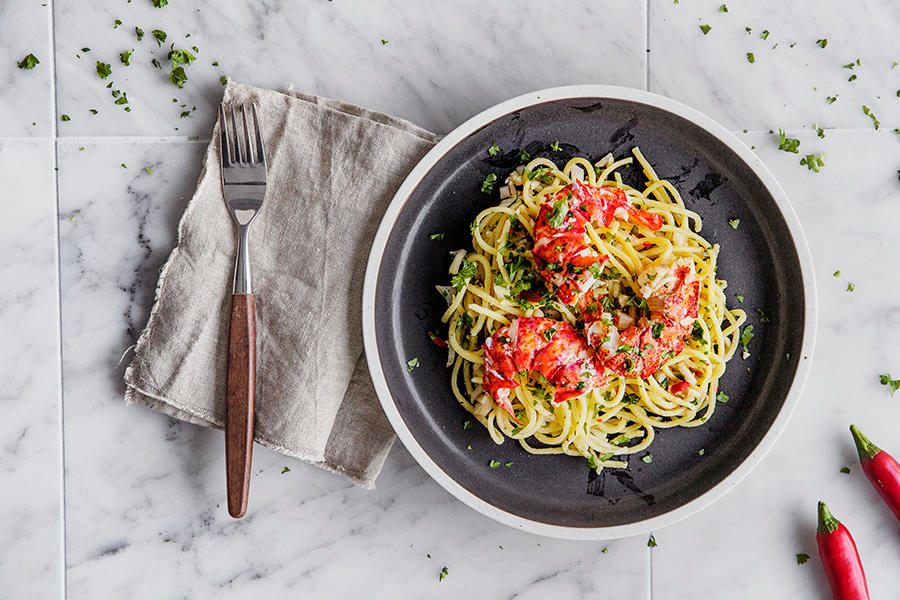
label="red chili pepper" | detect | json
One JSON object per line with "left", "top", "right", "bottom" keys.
{"left": 668, "top": 380, "right": 690, "bottom": 395}
{"left": 427, "top": 330, "right": 447, "bottom": 348}
{"left": 850, "top": 424, "right": 900, "bottom": 521}
{"left": 816, "top": 501, "right": 869, "bottom": 600}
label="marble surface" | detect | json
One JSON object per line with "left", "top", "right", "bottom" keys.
{"left": 4, "top": 1, "right": 900, "bottom": 598}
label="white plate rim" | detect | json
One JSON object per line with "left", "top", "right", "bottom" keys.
{"left": 361, "top": 84, "right": 818, "bottom": 540}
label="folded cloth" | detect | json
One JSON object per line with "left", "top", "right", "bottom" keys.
{"left": 124, "top": 82, "right": 436, "bottom": 488}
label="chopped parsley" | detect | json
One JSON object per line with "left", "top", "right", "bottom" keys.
{"left": 119, "top": 49, "right": 132, "bottom": 66}
{"left": 840, "top": 467, "right": 851, "bottom": 474}
{"left": 736, "top": 294, "right": 744, "bottom": 303}
{"left": 651, "top": 321, "right": 664, "bottom": 339}
{"left": 612, "top": 434, "right": 629, "bottom": 445}
{"left": 547, "top": 194, "right": 570, "bottom": 228}
{"left": 699, "top": 24, "right": 711, "bottom": 35}
{"left": 89, "top": 109, "right": 98, "bottom": 114}
{"left": 862, "top": 105, "right": 880, "bottom": 130}
{"left": 879, "top": 374, "right": 900, "bottom": 396}
{"left": 380, "top": 39, "right": 388, "bottom": 45}
{"left": 647, "top": 535, "right": 657, "bottom": 548}
{"left": 641, "top": 454, "right": 653, "bottom": 464}
{"left": 623, "top": 393, "right": 641, "bottom": 405}
{"left": 816, "top": 39, "right": 827, "bottom": 48}
{"left": 135, "top": 26, "right": 144, "bottom": 40}
{"left": 776, "top": 129, "right": 800, "bottom": 153}
{"left": 60, "top": 114, "right": 70, "bottom": 122}
{"left": 718, "top": 4, "right": 728, "bottom": 12}
{"left": 439, "top": 566, "right": 448, "bottom": 581}
{"left": 451, "top": 259, "right": 476, "bottom": 290}
{"left": 281, "top": 466, "right": 290, "bottom": 474}
{"left": 406, "top": 357, "right": 419, "bottom": 372}
{"left": 480, "top": 172, "right": 497, "bottom": 194}
{"left": 691, "top": 320, "right": 705, "bottom": 341}
{"left": 505, "top": 462, "right": 513, "bottom": 468}
{"left": 489, "top": 460, "right": 501, "bottom": 468}
{"left": 716, "top": 391, "right": 729, "bottom": 403}
{"left": 17, "top": 53, "right": 40, "bottom": 70}
{"left": 221, "top": 76, "right": 228, "bottom": 86}
{"left": 488, "top": 142, "right": 499, "bottom": 157}
{"left": 169, "top": 49, "right": 196, "bottom": 65}
{"left": 151, "top": 58, "right": 162, "bottom": 69}
{"left": 745, "top": 26, "right": 752, "bottom": 34}
{"left": 746, "top": 52, "right": 755, "bottom": 64}
{"left": 152, "top": 0, "right": 168, "bottom": 6}
{"left": 796, "top": 553, "right": 810, "bottom": 565}
{"left": 698, "top": 448, "right": 705, "bottom": 456}
{"left": 848, "top": 74, "right": 858, "bottom": 82}
{"left": 550, "top": 140, "right": 561, "bottom": 152}
{"left": 728, "top": 218, "right": 740, "bottom": 229}
{"left": 429, "top": 233, "right": 444, "bottom": 241}
{"left": 169, "top": 65, "right": 188, "bottom": 88}
{"left": 815, "top": 124, "right": 825, "bottom": 138}
{"left": 756, "top": 308, "right": 769, "bottom": 323}
{"left": 152, "top": 29, "right": 167, "bottom": 46}
{"left": 113, "top": 19, "right": 122, "bottom": 29}
{"left": 800, "top": 153, "right": 825, "bottom": 172}
{"left": 543, "top": 327, "right": 557, "bottom": 342}
{"left": 846, "top": 282, "right": 855, "bottom": 292}
{"left": 463, "top": 420, "right": 471, "bottom": 430}
{"left": 587, "top": 456, "right": 598, "bottom": 469}
{"left": 740, "top": 325, "right": 754, "bottom": 354}
{"left": 144, "top": 167, "right": 153, "bottom": 174}
{"left": 520, "top": 150, "right": 531, "bottom": 163}
{"left": 96, "top": 61, "right": 111, "bottom": 79}
{"left": 760, "top": 30, "right": 770, "bottom": 40}
{"left": 833, "top": 270, "right": 840, "bottom": 277}
{"left": 826, "top": 95, "right": 838, "bottom": 105}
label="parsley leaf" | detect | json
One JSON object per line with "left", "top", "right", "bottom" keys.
{"left": 488, "top": 142, "right": 499, "bottom": 157}
{"left": 169, "top": 65, "right": 188, "bottom": 88}
{"left": 647, "top": 535, "right": 657, "bottom": 548}
{"left": 281, "top": 466, "right": 290, "bottom": 474}
{"left": 796, "top": 553, "right": 810, "bottom": 565}
{"left": 489, "top": 460, "right": 501, "bottom": 468}
{"left": 800, "top": 153, "right": 825, "bottom": 173}
{"left": 879, "top": 374, "right": 900, "bottom": 396}
{"left": 736, "top": 294, "right": 744, "bottom": 303}
{"left": 816, "top": 39, "right": 827, "bottom": 48}
{"left": 60, "top": 114, "right": 70, "bottom": 122}
{"left": 747, "top": 52, "right": 755, "bottom": 64}
{"left": 152, "top": 0, "right": 168, "bottom": 7}
{"left": 119, "top": 49, "right": 132, "bottom": 66}
{"left": 406, "top": 357, "right": 419, "bottom": 372}
{"left": 587, "top": 456, "right": 598, "bottom": 469}
{"left": 439, "top": 566, "right": 448, "bottom": 581}
{"left": 451, "top": 259, "right": 476, "bottom": 290}
{"left": 699, "top": 24, "right": 711, "bottom": 35}
{"left": 826, "top": 95, "right": 838, "bottom": 105}
{"left": 760, "top": 29, "right": 770, "bottom": 40}
{"left": 718, "top": 4, "right": 728, "bottom": 12}
{"left": 777, "top": 129, "right": 800, "bottom": 153}
{"left": 463, "top": 420, "right": 471, "bottom": 430}
{"left": 756, "top": 308, "right": 769, "bottom": 323}
{"left": 520, "top": 150, "right": 530, "bottom": 163}
{"left": 815, "top": 124, "right": 825, "bottom": 138}
{"left": 169, "top": 48, "right": 196, "bottom": 65}
{"left": 547, "top": 194, "right": 569, "bottom": 228}
{"left": 550, "top": 140, "right": 561, "bottom": 152}
{"left": 651, "top": 321, "right": 664, "bottom": 339}
{"left": 505, "top": 461, "right": 513, "bottom": 468}
{"left": 716, "top": 391, "right": 729, "bottom": 403}
{"left": 833, "top": 270, "right": 840, "bottom": 277}
{"left": 641, "top": 454, "right": 653, "bottom": 464}
{"left": 113, "top": 19, "right": 122, "bottom": 29}
{"left": 429, "top": 233, "right": 444, "bottom": 241}
{"left": 135, "top": 26, "right": 144, "bottom": 40}
{"left": 728, "top": 218, "right": 740, "bottom": 229}
{"left": 740, "top": 325, "right": 754, "bottom": 354}
{"left": 840, "top": 467, "right": 851, "bottom": 474}
{"left": 17, "top": 53, "right": 40, "bottom": 70}
{"left": 151, "top": 29, "right": 167, "bottom": 46}
{"left": 862, "top": 105, "right": 880, "bottom": 130}
{"left": 96, "top": 60, "right": 111, "bottom": 79}
{"left": 846, "top": 282, "right": 855, "bottom": 292}
{"left": 480, "top": 172, "right": 497, "bottom": 194}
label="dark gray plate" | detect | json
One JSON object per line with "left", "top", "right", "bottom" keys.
{"left": 363, "top": 87, "right": 815, "bottom": 537}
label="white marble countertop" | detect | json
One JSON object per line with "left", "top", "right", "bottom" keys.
{"left": 4, "top": 1, "right": 900, "bottom": 598}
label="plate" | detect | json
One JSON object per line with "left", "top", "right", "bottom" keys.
{"left": 362, "top": 85, "right": 816, "bottom": 539}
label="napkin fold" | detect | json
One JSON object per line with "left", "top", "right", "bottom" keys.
{"left": 124, "top": 82, "right": 436, "bottom": 488}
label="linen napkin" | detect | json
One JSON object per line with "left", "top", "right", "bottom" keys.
{"left": 124, "top": 82, "right": 436, "bottom": 488}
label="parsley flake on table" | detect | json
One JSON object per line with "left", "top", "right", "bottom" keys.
{"left": 601, "top": 547, "right": 608, "bottom": 554}
{"left": 833, "top": 270, "right": 840, "bottom": 277}
{"left": 840, "top": 467, "right": 851, "bottom": 474}
{"left": 113, "top": 19, "right": 122, "bottom": 29}
{"left": 505, "top": 462, "right": 513, "bottom": 468}
{"left": 406, "top": 357, "right": 420, "bottom": 372}
{"left": 462, "top": 420, "right": 471, "bottom": 430}
{"left": 61, "top": 114, "right": 70, "bottom": 122}
{"left": 846, "top": 282, "right": 855, "bottom": 292}
{"left": 756, "top": 308, "right": 769, "bottom": 322}
{"left": 114, "top": 93, "right": 128, "bottom": 106}
{"left": 796, "top": 553, "right": 810, "bottom": 565}
{"left": 17, "top": 53, "right": 40, "bottom": 70}
{"left": 96, "top": 60, "right": 111, "bottom": 79}
{"left": 728, "top": 218, "right": 740, "bottom": 230}
{"left": 776, "top": 128, "right": 800, "bottom": 153}
{"left": 169, "top": 66, "right": 188, "bottom": 88}
{"left": 879, "top": 374, "right": 900, "bottom": 396}
{"left": 489, "top": 460, "right": 501, "bottom": 468}
{"left": 799, "top": 153, "right": 825, "bottom": 173}
{"left": 488, "top": 142, "right": 499, "bottom": 157}
{"left": 826, "top": 95, "right": 838, "bottom": 104}
{"left": 429, "top": 233, "right": 444, "bottom": 241}
{"left": 135, "top": 26, "right": 144, "bottom": 40}
{"left": 698, "top": 448, "right": 705, "bottom": 456}
{"left": 760, "top": 29, "right": 770, "bottom": 40}
{"left": 718, "top": 4, "right": 728, "bottom": 12}
{"left": 281, "top": 466, "right": 290, "bottom": 474}
{"left": 169, "top": 49, "right": 196, "bottom": 65}
{"left": 480, "top": 172, "right": 497, "bottom": 194}
{"left": 221, "top": 76, "right": 228, "bottom": 86}
{"left": 815, "top": 124, "right": 825, "bottom": 138}
{"left": 736, "top": 294, "right": 744, "bottom": 303}
{"left": 699, "top": 24, "right": 711, "bottom": 35}
{"left": 120, "top": 49, "right": 132, "bottom": 66}
{"left": 381, "top": 39, "right": 388, "bottom": 45}
{"left": 152, "top": 29, "right": 167, "bottom": 46}
{"left": 745, "top": 26, "right": 751, "bottom": 34}
{"left": 816, "top": 39, "right": 827, "bottom": 48}
{"left": 550, "top": 140, "right": 561, "bottom": 152}
{"left": 746, "top": 52, "right": 755, "bottom": 64}
{"left": 144, "top": 167, "right": 153, "bottom": 174}
{"left": 848, "top": 74, "right": 858, "bottom": 82}
{"left": 439, "top": 566, "right": 448, "bottom": 581}
{"left": 89, "top": 109, "right": 98, "bottom": 114}
{"left": 647, "top": 535, "right": 657, "bottom": 548}
{"left": 152, "top": 0, "right": 168, "bottom": 7}
{"left": 641, "top": 454, "right": 653, "bottom": 464}
{"left": 861, "top": 105, "right": 880, "bottom": 130}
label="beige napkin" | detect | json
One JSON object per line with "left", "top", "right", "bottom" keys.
{"left": 124, "top": 82, "right": 436, "bottom": 488}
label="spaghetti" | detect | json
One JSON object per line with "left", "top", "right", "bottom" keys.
{"left": 438, "top": 147, "right": 746, "bottom": 471}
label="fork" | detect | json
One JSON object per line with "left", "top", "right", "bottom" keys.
{"left": 219, "top": 102, "right": 267, "bottom": 518}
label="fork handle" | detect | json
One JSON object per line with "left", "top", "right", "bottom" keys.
{"left": 225, "top": 293, "right": 256, "bottom": 518}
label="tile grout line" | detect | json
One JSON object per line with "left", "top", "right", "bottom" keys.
{"left": 644, "top": 0, "right": 650, "bottom": 91}
{"left": 47, "top": 1, "right": 67, "bottom": 598}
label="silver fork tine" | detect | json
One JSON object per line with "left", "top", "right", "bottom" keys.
{"left": 231, "top": 105, "right": 243, "bottom": 163}
{"left": 241, "top": 104, "right": 253, "bottom": 164}
{"left": 251, "top": 103, "right": 265, "bottom": 165}
{"left": 219, "top": 103, "right": 232, "bottom": 166}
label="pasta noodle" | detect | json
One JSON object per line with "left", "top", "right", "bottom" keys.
{"left": 438, "top": 147, "right": 746, "bottom": 471}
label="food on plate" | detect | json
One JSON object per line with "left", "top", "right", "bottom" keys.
{"left": 437, "top": 147, "right": 746, "bottom": 470}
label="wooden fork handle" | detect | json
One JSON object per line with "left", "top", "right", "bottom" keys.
{"left": 225, "top": 293, "right": 256, "bottom": 518}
